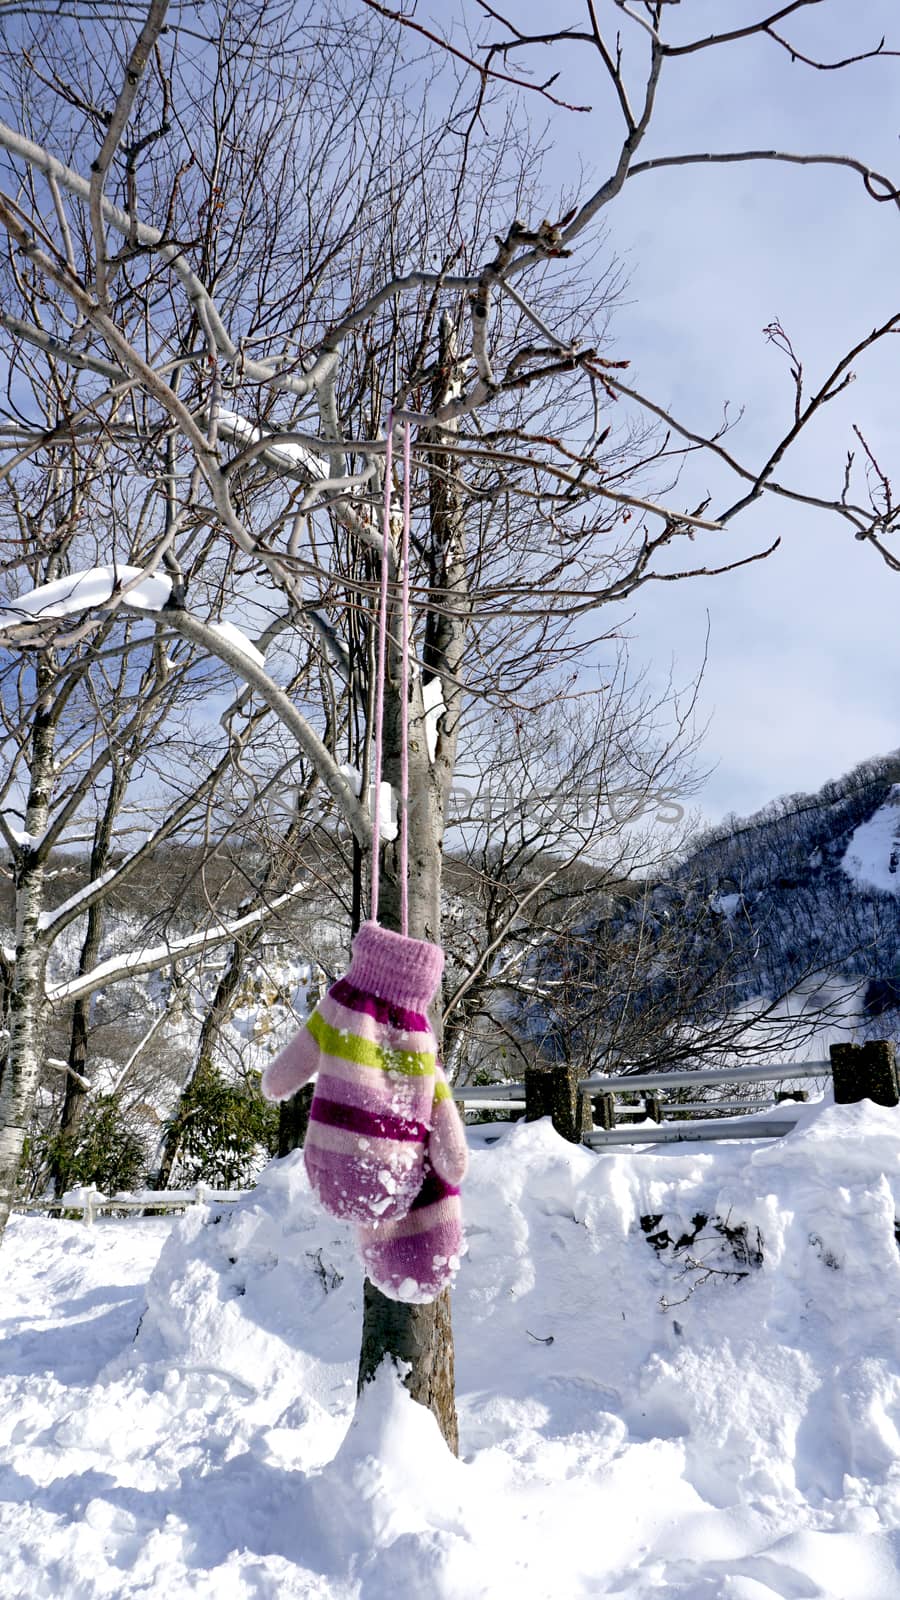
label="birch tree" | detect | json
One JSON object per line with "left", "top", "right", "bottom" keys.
{"left": 0, "top": 0, "right": 894, "bottom": 1451}
{"left": 0, "top": 556, "right": 315, "bottom": 1225}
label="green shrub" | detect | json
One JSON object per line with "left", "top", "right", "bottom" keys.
{"left": 167, "top": 1058, "right": 280, "bottom": 1189}
{"left": 48, "top": 1094, "right": 149, "bottom": 1195}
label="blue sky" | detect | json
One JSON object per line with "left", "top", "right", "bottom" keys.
{"left": 496, "top": 0, "right": 900, "bottom": 822}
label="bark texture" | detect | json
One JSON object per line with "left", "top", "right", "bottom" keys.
{"left": 0, "top": 654, "right": 55, "bottom": 1240}
{"left": 358, "top": 1279, "right": 458, "bottom": 1455}
{"left": 52, "top": 767, "right": 126, "bottom": 1194}
{"left": 356, "top": 318, "right": 466, "bottom": 1453}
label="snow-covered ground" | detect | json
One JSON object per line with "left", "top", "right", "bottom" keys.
{"left": 5, "top": 1098, "right": 900, "bottom": 1598}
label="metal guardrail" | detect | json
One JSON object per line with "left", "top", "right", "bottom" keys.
{"left": 580, "top": 1061, "right": 830, "bottom": 1093}
{"left": 454, "top": 1082, "right": 525, "bottom": 1101}
{"left": 17, "top": 1051, "right": 894, "bottom": 1216}
{"left": 585, "top": 1115, "right": 800, "bottom": 1148}
{"left": 635, "top": 1100, "right": 786, "bottom": 1115}
{"left": 456, "top": 1098, "right": 527, "bottom": 1111}
{"left": 452, "top": 1059, "right": 837, "bottom": 1147}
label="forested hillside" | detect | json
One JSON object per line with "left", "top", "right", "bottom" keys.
{"left": 515, "top": 753, "right": 900, "bottom": 1078}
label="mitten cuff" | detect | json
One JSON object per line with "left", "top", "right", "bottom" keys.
{"left": 346, "top": 920, "right": 444, "bottom": 1009}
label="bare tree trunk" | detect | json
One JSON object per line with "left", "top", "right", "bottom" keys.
{"left": 52, "top": 768, "right": 126, "bottom": 1194}
{"left": 357, "top": 318, "right": 465, "bottom": 1453}
{"left": 0, "top": 656, "right": 55, "bottom": 1240}
{"left": 356, "top": 745, "right": 459, "bottom": 1450}
{"left": 277, "top": 1084, "right": 315, "bottom": 1155}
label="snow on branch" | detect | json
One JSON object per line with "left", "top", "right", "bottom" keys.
{"left": 0, "top": 566, "right": 369, "bottom": 844}
{"left": 216, "top": 409, "right": 329, "bottom": 483}
{"left": 46, "top": 883, "right": 310, "bottom": 1007}
{"left": 158, "top": 607, "right": 371, "bottom": 845}
{"left": 44, "top": 1056, "right": 91, "bottom": 1092}
{"left": 0, "top": 565, "right": 171, "bottom": 643}
{"left": 206, "top": 620, "right": 267, "bottom": 672}
{"left": 37, "top": 868, "right": 118, "bottom": 936}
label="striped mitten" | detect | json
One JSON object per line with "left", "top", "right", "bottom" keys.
{"left": 262, "top": 921, "right": 444, "bottom": 1225}
{"left": 355, "top": 1065, "right": 468, "bottom": 1303}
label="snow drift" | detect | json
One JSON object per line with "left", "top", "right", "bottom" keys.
{"left": 4, "top": 1098, "right": 900, "bottom": 1596}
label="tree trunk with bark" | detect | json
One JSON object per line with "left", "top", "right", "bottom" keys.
{"left": 52, "top": 767, "right": 126, "bottom": 1195}
{"left": 356, "top": 318, "right": 466, "bottom": 1453}
{"left": 0, "top": 655, "right": 55, "bottom": 1240}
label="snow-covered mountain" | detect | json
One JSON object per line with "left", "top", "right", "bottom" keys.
{"left": 518, "top": 752, "right": 900, "bottom": 1074}
{"left": 679, "top": 754, "right": 900, "bottom": 1008}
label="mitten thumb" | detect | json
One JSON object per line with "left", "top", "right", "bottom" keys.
{"left": 427, "top": 1062, "right": 468, "bottom": 1186}
{"left": 261, "top": 1014, "right": 321, "bottom": 1102}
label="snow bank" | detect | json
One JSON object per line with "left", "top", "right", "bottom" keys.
{"left": 4, "top": 1097, "right": 900, "bottom": 1595}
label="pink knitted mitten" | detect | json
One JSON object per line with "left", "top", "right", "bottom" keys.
{"left": 262, "top": 921, "right": 444, "bottom": 1224}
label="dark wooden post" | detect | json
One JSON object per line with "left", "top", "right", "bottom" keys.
{"left": 592, "top": 1091, "right": 616, "bottom": 1131}
{"left": 830, "top": 1040, "right": 900, "bottom": 1107}
{"left": 644, "top": 1093, "right": 662, "bottom": 1124}
{"left": 277, "top": 1083, "right": 315, "bottom": 1156}
{"left": 525, "top": 1063, "right": 591, "bottom": 1143}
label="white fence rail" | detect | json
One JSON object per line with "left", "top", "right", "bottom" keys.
{"left": 17, "top": 1183, "right": 252, "bottom": 1225}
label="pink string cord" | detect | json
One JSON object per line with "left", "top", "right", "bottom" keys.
{"left": 369, "top": 415, "right": 393, "bottom": 926}
{"left": 370, "top": 412, "right": 412, "bottom": 935}
{"left": 399, "top": 419, "right": 411, "bottom": 937}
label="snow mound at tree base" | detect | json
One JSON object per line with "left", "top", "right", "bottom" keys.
{"left": 5, "top": 1100, "right": 900, "bottom": 1596}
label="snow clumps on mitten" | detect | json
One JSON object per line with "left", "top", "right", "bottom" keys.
{"left": 355, "top": 1065, "right": 468, "bottom": 1303}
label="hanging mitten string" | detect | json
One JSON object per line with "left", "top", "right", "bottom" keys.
{"left": 369, "top": 418, "right": 391, "bottom": 928}
{"left": 262, "top": 407, "right": 468, "bottom": 1300}
{"left": 370, "top": 408, "right": 412, "bottom": 937}
{"left": 399, "top": 418, "right": 411, "bottom": 936}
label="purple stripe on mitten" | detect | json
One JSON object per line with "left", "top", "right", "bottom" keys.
{"left": 329, "top": 976, "right": 429, "bottom": 1034}
{"left": 355, "top": 1165, "right": 465, "bottom": 1304}
{"left": 309, "top": 1097, "right": 428, "bottom": 1143}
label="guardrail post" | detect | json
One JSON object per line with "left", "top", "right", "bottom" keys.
{"left": 644, "top": 1093, "right": 662, "bottom": 1124}
{"left": 592, "top": 1092, "right": 616, "bottom": 1131}
{"left": 525, "top": 1063, "right": 591, "bottom": 1143}
{"left": 830, "top": 1040, "right": 900, "bottom": 1107}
